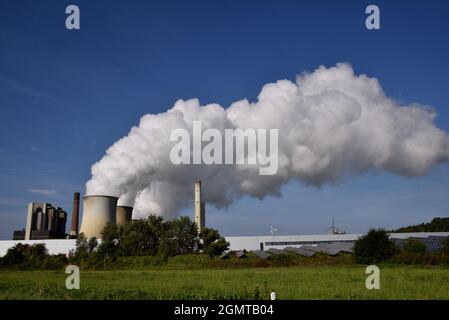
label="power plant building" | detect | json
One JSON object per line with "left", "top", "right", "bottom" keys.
{"left": 13, "top": 202, "right": 67, "bottom": 240}
{"left": 3, "top": 232, "right": 449, "bottom": 257}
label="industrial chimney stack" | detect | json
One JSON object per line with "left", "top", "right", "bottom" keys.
{"left": 194, "top": 180, "right": 205, "bottom": 234}
{"left": 70, "top": 192, "right": 80, "bottom": 238}
{"left": 69, "top": 192, "right": 80, "bottom": 237}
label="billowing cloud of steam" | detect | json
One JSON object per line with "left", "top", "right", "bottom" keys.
{"left": 86, "top": 63, "right": 449, "bottom": 219}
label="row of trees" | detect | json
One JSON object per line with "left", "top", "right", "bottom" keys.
{"left": 71, "top": 215, "right": 230, "bottom": 263}
{"left": 353, "top": 228, "right": 449, "bottom": 264}
{"left": 389, "top": 217, "right": 449, "bottom": 233}
{"left": 0, "top": 242, "right": 68, "bottom": 269}
{"left": 0, "top": 215, "right": 229, "bottom": 269}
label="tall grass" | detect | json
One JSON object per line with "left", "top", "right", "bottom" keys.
{"left": 1, "top": 266, "right": 449, "bottom": 300}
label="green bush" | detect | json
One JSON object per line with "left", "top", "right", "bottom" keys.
{"left": 2, "top": 243, "right": 49, "bottom": 268}
{"left": 3, "top": 243, "right": 29, "bottom": 265}
{"left": 403, "top": 239, "right": 427, "bottom": 255}
{"left": 97, "top": 223, "right": 123, "bottom": 259}
{"left": 441, "top": 236, "right": 449, "bottom": 255}
{"left": 200, "top": 227, "right": 230, "bottom": 257}
{"left": 353, "top": 229, "right": 398, "bottom": 264}
{"left": 120, "top": 216, "right": 165, "bottom": 256}
{"left": 41, "top": 254, "right": 69, "bottom": 270}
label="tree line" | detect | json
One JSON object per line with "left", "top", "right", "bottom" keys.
{"left": 353, "top": 228, "right": 449, "bottom": 264}
{"left": 71, "top": 215, "right": 230, "bottom": 264}
{"left": 389, "top": 217, "right": 449, "bottom": 233}
{"left": 0, "top": 215, "right": 230, "bottom": 269}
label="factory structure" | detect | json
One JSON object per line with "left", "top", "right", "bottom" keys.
{"left": 2, "top": 179, "right": 449, "bottom": 257}
{"left": 13, "top": 202, "right": 68, "bottom": 240}
{"left": 9, "top": 179, "right": 205, "bottom": 241}
{"left": 79, "top": 195, "right": 133, "bottom": 238}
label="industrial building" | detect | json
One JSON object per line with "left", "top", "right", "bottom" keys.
{"left": 1, "top": 232, "right": 448, "bottom": 257}
{"left": 79, "top": 196, "right": 134, "bottom": 239}
{"left": 79, "top": 180, "right": 202, "bottom": 239}
{"left": 2, "top": 179, "right": 447, "bottom": 258}
{"left": 13, "top": 202, "right": 67, "bottom": 240}
{"left": 225, "top": 232, "right": 449, "bottom": 251}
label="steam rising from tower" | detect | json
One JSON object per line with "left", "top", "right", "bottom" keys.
{"left": 85, "top": 63, "right": 449, "bottom": 220}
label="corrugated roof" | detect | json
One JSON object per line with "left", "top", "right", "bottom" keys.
{"left": 284, "top": 247, "right": 316, "bottom": 257}
{"left": 253, "top": 250, "right": 271, "bottom": 259}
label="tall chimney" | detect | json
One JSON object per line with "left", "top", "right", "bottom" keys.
{"left": 194, "top": 180, "right": 205, "bottom": 234}
{"left": 69, "top": 192, "right": 80, "bottom": 237}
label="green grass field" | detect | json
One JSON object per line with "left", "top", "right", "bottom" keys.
{"left": 1, "top": 265, "right": 449, "bottom": 300}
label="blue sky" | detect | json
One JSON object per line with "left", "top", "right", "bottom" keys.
{"left": 1, "top": 0, "right": 449, "bottom": 239}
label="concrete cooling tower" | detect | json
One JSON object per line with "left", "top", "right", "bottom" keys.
{"left": 79, "top": 195, "right": 118, "bottom": 239}
{"left": 116, "top": 206, "right": 133, "bottom": 226}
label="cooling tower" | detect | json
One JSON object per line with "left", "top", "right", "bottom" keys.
{"left": 79, "top": 195, "right": 118, "bottom": 239}
{"left": 116, "top": 206, "right": 133, "bottom": 226}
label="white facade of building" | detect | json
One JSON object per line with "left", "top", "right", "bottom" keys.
{"left": 226, "top": 232, "right": 449, "bottom": 251}
{"left": 0, "top": 232, "right": 448, "bottom": 257}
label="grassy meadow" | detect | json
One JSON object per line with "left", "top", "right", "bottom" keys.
{"left": 1, "top": 265, "right": 449, "bottom": 300}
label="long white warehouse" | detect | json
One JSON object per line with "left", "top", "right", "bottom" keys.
{"left": 226, "top": 232, "right": 449, "bottom": 251}
{"left": 1, "top": 232, "right": 448, "bottom": 257}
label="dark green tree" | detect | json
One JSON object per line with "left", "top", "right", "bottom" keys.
{"left": 403, "top": 239, "right": 427, "bottom": 255}
{"left": 97, "top": 223, "right": 123, "bottom": 258}
{"left": 70, "top": 233, "right": 89, "bottom": 262}
{"left": 88, "top": 237, "right": 98, "bottom": 254}
{"left": 390, "top": 217, "right": 449, "bottom": 232}
{"left": 160, "top": 216, "right": 198, "bottom": 256}
{"left": 353, "top": 229, "right": 398, "bottom": 264}
{"left": 3, "top": 243, "right": 48, "bottom": 267}
{"left": 3, "top": 243, "right": 29, "bottom": 265}
{"left": 441, "top": 236, "right": 449, "bottom": 255}
{"left": 120, "top": 215, "right": 165, "bottom": 256}
{"left": 200, "top": 227, "right": 230, "bottom": 257}
{"left": 27, "top": 243, "right": 48, "bottom": 267}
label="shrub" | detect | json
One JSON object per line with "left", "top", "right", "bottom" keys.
{"left": 353, "top": 229, "right": 398, "bottom": 264}
{"left": 168, "top": 216, "right": 199, "bottom": 255}
{"left": 441, "top": 236, "right": 449, "bottom": 256}
{"left": 97, "top": 223, "right": 123, "bottom": 259}
{"left": 41, "top": 254, "right": 68, "bottom": 270}
{"left": 3, "top": 243, "right": 29, "bottom": 265}
{"left": 200, "top": 227, "right": 230, "bottom": 257}
{"left": 2, "top": 243, "right": 49, "bottom": 268}
{"left": 120, "top": 216, "right": 165, "bottom": 256}
{"left": 403, "top": 239, "right": 427, "bottom": 255}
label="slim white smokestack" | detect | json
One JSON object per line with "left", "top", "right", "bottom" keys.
{"left": 85, "top": 63, "right": 449, "bottom": 220}
{"left": 194, "top": 180, "right": 205, "bottom": 233}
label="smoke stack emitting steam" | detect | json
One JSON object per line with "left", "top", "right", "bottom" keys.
{"left": 85, "top": 63, "right": 449, "bottom": 220}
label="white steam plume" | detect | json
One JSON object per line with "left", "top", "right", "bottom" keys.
{"left": 85, "top": 63, "right": 449, "bottom": 219}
